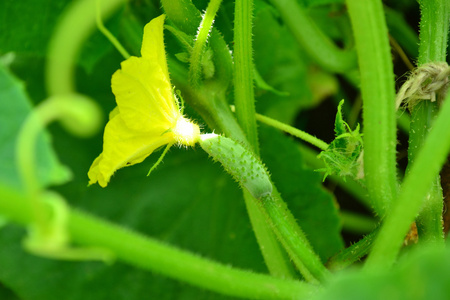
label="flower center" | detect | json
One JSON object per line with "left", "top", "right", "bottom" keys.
{"left": 172, "top": 117, "right": 200, "bottom": 146}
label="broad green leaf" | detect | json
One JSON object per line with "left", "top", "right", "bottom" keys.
{"left": 0, "top": 64, "right": 70, "bottom": 190}
{"left": 260, "top": 126, "right": 344, "bottom": 261}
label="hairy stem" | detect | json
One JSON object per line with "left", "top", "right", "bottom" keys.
{"left": 256, "top": 113, "right": 328, "bottom": 151}
{"left": 233, "top": 0, "right": 259, "bottom": 154}
{"left": 189, "top": 0, "right": 223, "bottom": 86}
{"left": 408, "top": 0, "right": 449, "bottom": 245}
{"left": 233, "top": 1, "right": 296, "bottom": 278}
{"left": 365, "top": 91, "right": 450, "bottom": 270}
{"left": 346, "top": 0, "right": 398, "bottom": 216}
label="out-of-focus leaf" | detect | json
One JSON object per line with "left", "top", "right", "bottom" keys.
{"left": 260, "top": 126, "right": 344, "bottom": 261}
{"left": 0, "top": 282, "right": 19, "bottom": 300}
{"left": 0, "top": 0, "right": 69, "bottom": 56}
{"left": 313, "top": 245, "right": 450, "bottom": 300}
{"left": 0, "top": 64, "right": 70, "bottom": 190}
{"left": 302, "top": 0, "right": 345, "bottom": 7}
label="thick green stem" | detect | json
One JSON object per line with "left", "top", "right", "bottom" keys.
{"left": 365, "top": 91, "right": 450, "bottom": 270}
{"left": 408, "top": 0, "right": 449, "bottom": 245}
{"left": 243, "top": 191, "right": 296, "bottom": 279}
{"left": 346, "top": 0, "right": 398, "bottom": 216}
{"left": 0, "top": 185, "right": 316, "bottom": 300}
{"left": 232, "top": 2, "right": 295, "bottom": 278}
{"left": 268, "top": 0, "right": 357, "bottom": 73}
{"left": 233, "top": 0, "right": 259, "bottom": 154}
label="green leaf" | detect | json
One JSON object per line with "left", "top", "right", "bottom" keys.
{"left": 0, "top": 64, "right": 70, "bottom": 190}
{"left": 260, "top": 126, "right": 344, "bottom": 261}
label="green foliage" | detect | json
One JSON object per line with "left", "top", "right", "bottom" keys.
{"left": 318, "top": 100, "right": 363, "bottom": 181}
{"left": 1, "top": 0, "right": 450, "bottom": 299}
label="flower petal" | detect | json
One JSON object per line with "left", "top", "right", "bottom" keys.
{"left": 141, "top": 14, "right": 170, "bottom": 81}
{"left": 88, "top": 113, "right": 175, "bottom": 187}
{"left": 111, "top": 56, "right": 179, "bottom": 132}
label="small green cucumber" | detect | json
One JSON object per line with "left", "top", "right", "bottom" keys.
{"left": 199, "top": 133, "right": 272, "bottom": 199}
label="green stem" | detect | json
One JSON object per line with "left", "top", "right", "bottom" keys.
{"left": 346, "top": 0, "right": 398, "bottom": 216}
{"left": 256, "top": 113, "right": 329, "bottom": 151}
{"left": 233, "top": 0, "right": 259, "bottom": 154}
{"left": 268, "top": 0, "right": 357, "bottom": 73}
{"left": 0, "top": 185, "right": 316, "bottom": 300}
{"left": 243, "top": 191, "right": 296, "bottom": 279}
{"left": 231, "top": 3, "right": 296, "bottom": 278}
{"left": 408, "top": 0, "right": 449, "bottom": 245}
{"left": 46, "top": 0, "right": 125, "bottom": 95}
{"left": 189, "top": 0, "right": 223, "bottom": 86}
{"left": 95, "top": 0, "right": 130, "bottom": 60}
{"left": 327, "top": 226, "right": 379, "bottom": 271}
{"left": 260, "top": 192, "right": 331, "bottom": 283}
{"left": 365, "top": 91, "right": 450, "bottom": 270}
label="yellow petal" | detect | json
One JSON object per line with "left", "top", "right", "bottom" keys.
{"left": 111, "top": 56, "right": 179, "bottom": 132}
{"left": 141, "top": 14, "right": 170, "bottom": 81}
{"left": 87, "top": 113, "right": 175, "bottom": 187}
{"left": 109, "top": 106, "right": 120, "bottom": 120}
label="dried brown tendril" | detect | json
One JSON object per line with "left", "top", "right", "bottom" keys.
{"left": 395, "top": 62, "right": 450, "bottom": 110}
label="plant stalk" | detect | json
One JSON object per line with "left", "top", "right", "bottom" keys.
{"left": 408, "top": 0, "right": 449, "bottom": 245}
{"left": 346, "top": 0, "right": 398, "bottom": 216}
{"left": 365, "top": 91, "right": 450, "bottom": 270}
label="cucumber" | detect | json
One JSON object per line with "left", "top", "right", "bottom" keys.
{"left": 199, "top": 133, "right": 272, "bottom": 199}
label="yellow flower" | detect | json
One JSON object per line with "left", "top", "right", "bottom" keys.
{"left": 88, "top": 15, "right": 200, "bottom": 187}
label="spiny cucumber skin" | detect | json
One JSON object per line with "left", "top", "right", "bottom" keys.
{"left": 199, "top": 134, "right": 272, "bottom": 199}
